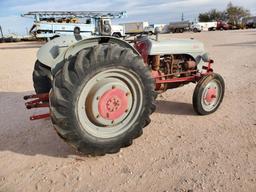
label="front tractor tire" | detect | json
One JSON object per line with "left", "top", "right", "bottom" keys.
{"left": 50, "top": 44, "right": 156, "bottom": 155}
{"left": 193, "top": 73, "right": 225, "bottom": 115}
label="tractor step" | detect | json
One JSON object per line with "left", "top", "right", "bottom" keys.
{"left": 24, "top": 93, "right": 50, "bottom": 120}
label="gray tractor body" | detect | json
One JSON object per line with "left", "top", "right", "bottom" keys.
{"left": 37, "top": 35, "right": 139, "bottom": 74}
{"left": 37, "top": 35, "right": 209, "bottom": 74}
{"left": 137, "top": 36, "right": 208, "bottom": 70}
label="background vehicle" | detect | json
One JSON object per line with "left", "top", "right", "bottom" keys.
{"left": 197, "top": 22, "right": 217, "bottom": 31}
{"left": 24, "top": 11, "right": 225, "bottom": 156}
{"left": 168, "top": 21, "right": 201, "bottom": 33}
{"left": 168, "top": 21, "right": 190, "bottom": 33}
{"left": 242, "top": 16, "right": 256, "bottom": 29}
{"left": 144, "top": 24, "right": 166, "bottom": 34}
{"left": 111, "top": 24, "right": 125, "bottom": 37}
{"left": 190, "top": 23, "right": 202, "bottom": 32}
{"left": 216, "top": 20, "right": 230, "bottom": 30}
{"left": 22, "top": 11, "right": 126, "bottom": 39}
{"left": 121, "top": 21, "right": 149, "bottom": 35}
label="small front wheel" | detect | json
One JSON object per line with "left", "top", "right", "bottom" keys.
{"left": 193, "top": 73, "right": 225, "bottom": 115}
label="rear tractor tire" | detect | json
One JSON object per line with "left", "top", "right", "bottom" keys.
{"left": 32, "top": 60, "right": 52, "bottom": 94}
{"left": 50, "top": 44, "right": 156, "bottom": 155}
{"left": 193, "top": 73, "right": 225, "bottom": 115}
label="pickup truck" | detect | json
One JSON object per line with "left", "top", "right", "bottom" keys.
{"left": 216, "top": 21, "right": 230, "bottom": 30}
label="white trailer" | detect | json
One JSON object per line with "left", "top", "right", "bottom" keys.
{"left": 121, "top": 22, "right": 149, "bottom": 34}
{"left": 33, "top": 21, "right": 95, "bottom": 38}
{"left": 197, "top": 22, "right": 217, "bottom": 31}
{"left": 22, "top": 11, "right": 126, "bottom": 39}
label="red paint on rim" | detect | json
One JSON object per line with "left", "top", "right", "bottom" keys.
{"left": 98, "top": 88, "right": 129, "bottom": 121}
{"left": 205, "top": 88, "right": 217, "bottom": 103}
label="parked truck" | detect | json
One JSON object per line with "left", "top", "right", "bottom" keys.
{"left": 197, "top": 22, "right": 217, "bottom": 31}
{"left": 169, "top": 21, "right": 190, "bottom": 33}
{"left": 216, "top": 20, "right": 230, "bottom": 30}
{"left": 242, "top": 16, "right": 256, "bottom": 29}
{"left": 144, "top": 24, "right": 166, "bottom": 34}
{"left": 168, "top": 21, "right": 201, "bottom": 33}
{"left": 22, "top": 11, "right": 126, "bottom": 39}
{"left": 121, "top": 21, "right": 149, "bottom": 35}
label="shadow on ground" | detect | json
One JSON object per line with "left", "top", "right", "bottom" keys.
{"left": 155, "top": 99, "right": 196, "bottom": 116}
{"left": 0, "top": 92, "right": 196, "bottom": 158}
{"left": 0, "top": 91, "right": 78, "bottom": 158}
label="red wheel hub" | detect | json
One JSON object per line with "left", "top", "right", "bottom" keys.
{"left": 98, "top": 88, "right": 129, "bottom": 120}
{"left": 205, "top": 88, "right": 217, "bottom": 103}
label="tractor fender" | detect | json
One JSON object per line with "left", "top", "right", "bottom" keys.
{"left": 37, "top": 36, "right": 140, "bottom": 75}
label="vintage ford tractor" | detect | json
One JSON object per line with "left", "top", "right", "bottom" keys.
{"left": 24, "top": 12, "right": 225, "bottom": 155}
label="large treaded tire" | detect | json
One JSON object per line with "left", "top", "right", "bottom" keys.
{"left": 50, "top": 44, "right": 156, "bottom": 155}
{"left": 32, "top": 60, "right": 52, "bottom": 94}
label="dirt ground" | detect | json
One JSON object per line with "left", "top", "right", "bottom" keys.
{"left": 0, "top": 30, "right": 256, "bottom": 192}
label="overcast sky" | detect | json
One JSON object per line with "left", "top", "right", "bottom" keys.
{"left": 0, "top": 0, "right": 255, "bottom": 35}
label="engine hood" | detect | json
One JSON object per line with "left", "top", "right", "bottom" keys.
{"left": 148, "top": 38, "right": 205, "bottom": 55}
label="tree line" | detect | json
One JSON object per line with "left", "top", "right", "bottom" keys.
{"left": 198, "top": 2, "right": 251, "bottom": 25}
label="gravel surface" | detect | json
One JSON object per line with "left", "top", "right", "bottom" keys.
{"left": 0, "top": 30, "right": 256, "bottom": 192}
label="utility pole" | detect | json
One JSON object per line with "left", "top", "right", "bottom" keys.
{"left": 181, "top": 12, "right": 184, "bottom": 21}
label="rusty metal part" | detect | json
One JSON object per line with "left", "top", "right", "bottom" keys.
{"left": 184, "top": 59, "right": 197, "bottom": 70}
{"left": 151, "top": 70, "right": 166, "bottom": 92}
{"left": 157, "top": 70, "right": 198, "bottom": 79}
{"left": 170, "top": 58, "right": 181, "bottom": 75}
{"left": 161, "top": 55, "right": 173, "bottom": 74}
{"left": 24, "top": 93, "right": 50, "bottom": 120}
{"left": 30, "top": 113, "right": 50, "bottom": 120}
{"left": 24, "top": 93, "right": 49, "bottom": 100}
{"left": 151, "top": 54, "right": 200, "bottom": 92}
{"left": 156, "top": 76, "right": 197, "bottom": 84}
{"left": 134, "top": 40, "right": 149, "bottom": 64}
{"left": 152, "top": 55, "right": 160, "bottom": 71}
{"left": 152, "top": 59, "right": 214, "bottom": 90}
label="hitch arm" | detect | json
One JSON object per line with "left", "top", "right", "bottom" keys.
{"left": 24, "top": 93, "right": 50, "bottom": 120}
